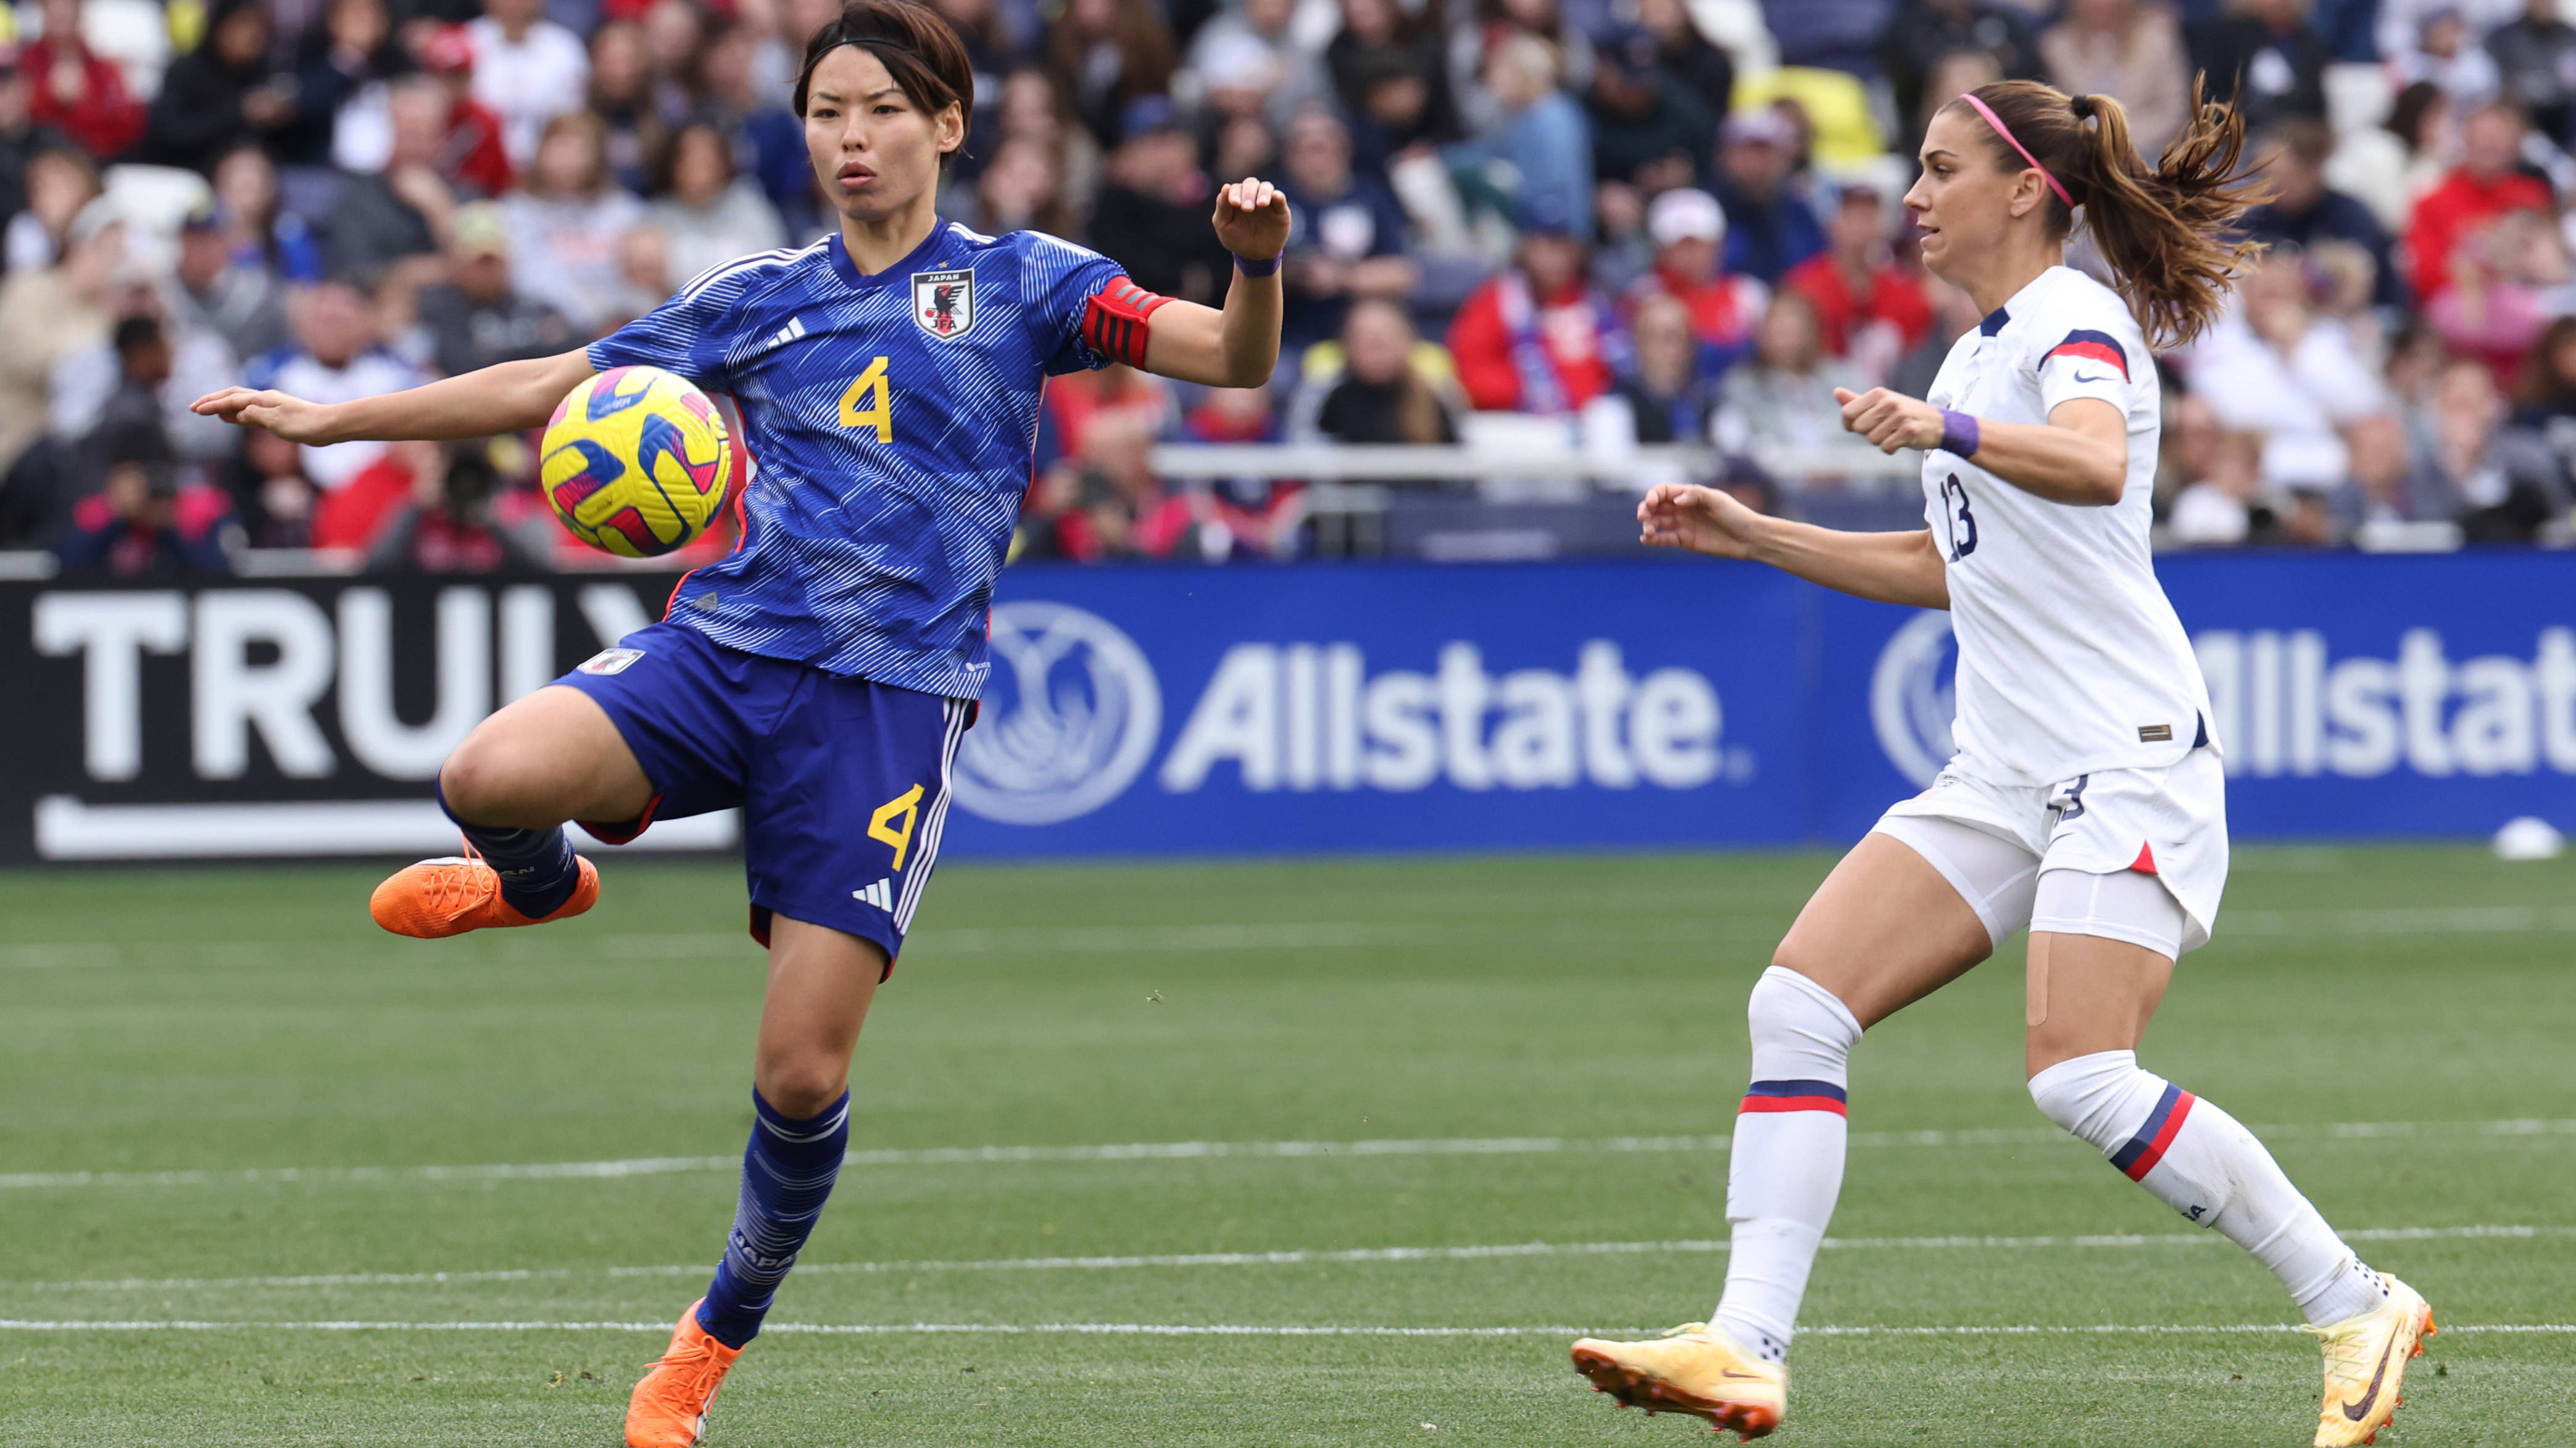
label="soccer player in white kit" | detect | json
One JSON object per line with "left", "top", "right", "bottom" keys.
{"left": 1569, "top": 81, "right": 2435, "bottom": 1447}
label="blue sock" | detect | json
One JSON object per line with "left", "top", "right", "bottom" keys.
{"left": 696, "top": 1090, "right": 850, "bottom": 1349}
{"left": 436, "top": 779, "right": 577, "bottom": 918}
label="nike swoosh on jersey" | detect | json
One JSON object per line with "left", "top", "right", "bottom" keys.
{"left": 2071, "top": 371, "right": 2116, "bottom": 384}
{"left": 2340, "top": 1336, "right": 2399, "bottom": 1421}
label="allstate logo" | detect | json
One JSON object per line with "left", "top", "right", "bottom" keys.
{"left": 1870, "top": 611, "right": 1958, "bottom": 787}
{"left": 955, "top": 602, "right": 1163, "bottom": 824}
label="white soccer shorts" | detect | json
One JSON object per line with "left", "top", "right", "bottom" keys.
{"left": 1870, "top": 748, "right": 2228, "bottom": 957}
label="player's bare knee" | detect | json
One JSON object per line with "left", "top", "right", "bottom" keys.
{"left": 440, "top": 716, "right": 588, "bottom": 827}
{"left": 754, "top": 1056, "right": 848, "bottom": 1120}
{"left": 435, "top": 745, "right": 502, "bottom": 822}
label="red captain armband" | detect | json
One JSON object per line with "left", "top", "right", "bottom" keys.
{"left": 1082, "top": 277, "right": 1173, "bottom": 368}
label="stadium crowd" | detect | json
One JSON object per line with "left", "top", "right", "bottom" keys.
{"left": 2, "top": 0, "right": 2575, "bottom": 570}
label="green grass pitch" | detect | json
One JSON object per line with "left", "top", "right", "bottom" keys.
{"left": 1, "top": 845, "right": 2571, "bottom": 1446}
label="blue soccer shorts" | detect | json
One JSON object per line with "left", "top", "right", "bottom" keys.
{"left": 552, "top": 618, "right": 970, "bottom": 970}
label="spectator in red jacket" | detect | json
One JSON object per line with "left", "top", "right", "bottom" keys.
{"left": 1784, "top": 181, "right": 1933, "bottom": 383}
{"left": 418, "top": 23, "right": 515, "bottom": 200}
{"left": 2405, "top": 100, "right": 2555, "bottom": 304}
{"left": 1448, "top": 220, "right": 1626, "bottom": 413}
{"left": 23, "top": 0, "right": 143, "bottom": 162}
{"left": 1623, "top": 187, "right": 1766, "bottom": 378}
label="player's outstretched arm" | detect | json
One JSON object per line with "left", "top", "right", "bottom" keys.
{"left": 191, "top": 348, "right": 599, "bottom": 445}
{"left": 1139, "top": 177, "right": 1289, "bottom": 388}
{"left": 1835, "top": 386, "right": 2126, "bottom": 506}
{"left": 1640, "top": 482, "right": 1948, "bottom": 609}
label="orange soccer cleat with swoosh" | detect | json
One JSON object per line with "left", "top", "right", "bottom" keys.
{"left": 2307, "top": 1276, "right": 2435, "bottom": 1447}
{"left": 1572, "top": 1323, "right": 1787, "bottom": 1439}
{"left": 367, "top": 846, "right": 599, "bottom": 938}
{"left": 625, "top": 1299, "right": 744, "bottom": 1447}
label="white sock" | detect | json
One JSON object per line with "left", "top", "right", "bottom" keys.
{"left": 2028, "top": 1051, "right": 2390, "bottom": 1326}
{"left": 1713, "top": 966, "right": 1862, "bottom": 1362}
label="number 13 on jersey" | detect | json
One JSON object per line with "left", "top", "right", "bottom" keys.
{"left": 838, "top": 357, "right": 892, "bottom": 442}
{"left": 1940, "top": 472, "right": 1979, "bottom": 562}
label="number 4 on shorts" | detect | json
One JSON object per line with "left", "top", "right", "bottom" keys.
{"left": 868, "top": 784, "right": 925, "bottom": 870}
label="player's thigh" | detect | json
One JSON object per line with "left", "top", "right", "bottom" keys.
{"left": 2023, "top": 867, "right": 2182, "bottom": 1075}
{"left": 1772, "top": 830, "right": 2000, "bottom": 1028}
{"left": 754, "top": 916, "right": 887, "bottom": 1117}
{"left": 744, "top": 682, "right": 967, "bottom": 965}
{"left": 439, "top": 685, "right": 653, "bottom": 827}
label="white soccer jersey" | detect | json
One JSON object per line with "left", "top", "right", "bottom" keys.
{"left": 1921, "top": 265, "right": 2216, "bottom": 785}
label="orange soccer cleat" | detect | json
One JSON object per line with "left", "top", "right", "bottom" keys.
{"left": 1573, "top": 1323, "right": 1787, "bottom": 1440}
{"left": 2308, "top": 1276, "right": 2437, "bottom": 1447}
{"left": 625, "top": 1299, "right": 744, "bottom": 1448}
{"left": 367, "top": 846, "right": 599, "bottom": 938}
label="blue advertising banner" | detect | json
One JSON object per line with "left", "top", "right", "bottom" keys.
{"left": 8, "top": 553, "right": 2575, "bottom": 862}
{"left": 943, "top": 562, "right": 1805, "bottom": 854}
{"left": 2162, "top": 552, "right": 2576, "bottom": 839}
{"left": 943, "top": 555, "right": 2576, "bottom": 858}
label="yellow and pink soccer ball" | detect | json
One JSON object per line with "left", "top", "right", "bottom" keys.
{"left": 539, "top": 365, "right": 733, "bottom": 558}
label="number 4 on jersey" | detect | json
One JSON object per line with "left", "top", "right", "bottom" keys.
{"left": 1940, "top": 473, "right": 1979, "bottom": 562}
{"left": 839, "top": 357, "right": 892, "bottom": 442}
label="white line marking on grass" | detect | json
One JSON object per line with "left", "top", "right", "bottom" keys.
{"left": 22, "top": 1225, "right": 2567, "bottom": 1294}
{"left": 0, "top": 944, "right": 120, "bottom": 970}
{"left": 0, "top": 1318, "right": 2566, "bottom": 1336}
{"left": 2228, "top": 905, "right": 2576, "bottom": 936}
{"left": 9, "top": 1117, "right": 2572, "bottom": 1192}
{"left": 28, "top": 1269, "right": 576, "bottom": 1291}
{"left": 25, "top": 900, "right": 2576, "bottom": 972}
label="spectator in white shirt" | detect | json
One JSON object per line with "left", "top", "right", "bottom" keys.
{"left": 501, "top": 110, "right": 647, "bottom": 333}
{"left": 243, "top": 278, "right": 425, "bottom": 491}
{"left": 466, "top": 0, "right": 591, "bottom": 172}
{"left": 2167, "top": 424, "right": 2264, "bottom": 545}
{"left": 647, "top": 120, "right": 788, "bottom": 286}
{"left": 2387, "top": 5, "right": 2501, "bottom": 106}
{"left": 2179, "top": 255, "right": 2391, "bottom": 490}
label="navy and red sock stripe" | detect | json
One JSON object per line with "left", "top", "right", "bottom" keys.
{"left": 1740, "top": 1078, "right": 1849, "bottom": 1116}
{"left": 2108, "top": 1082, "right": 2195, "bottom": 1181}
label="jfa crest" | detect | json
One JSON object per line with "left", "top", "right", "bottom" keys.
{"left": 911, "top": 268, "right": 976, "bottom": 339}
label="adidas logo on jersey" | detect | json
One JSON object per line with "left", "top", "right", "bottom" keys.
{"left": 764, "top": 316, "right": 808, "bottom": 349}
{"left": 852, "top": 878, "right": 894, "bottom": 911}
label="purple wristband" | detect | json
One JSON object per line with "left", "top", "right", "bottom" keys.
{"left": 1233, "top": 252, "right": 1281, "bottom": 278}
{"left": 1938, "top": 408, "right": 1980, "bottom": 458}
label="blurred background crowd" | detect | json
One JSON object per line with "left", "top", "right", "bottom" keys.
{"left": 2, "top": 0, "right": 2574, "bottom": 572}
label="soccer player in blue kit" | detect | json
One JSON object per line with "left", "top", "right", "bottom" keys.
{"left": 190, "top": 2, "right": 1289, "bottom": 1440}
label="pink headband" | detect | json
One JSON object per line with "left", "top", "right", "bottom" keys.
{"left": 1960, "top": 91, "right": 2074, "bottom": 210}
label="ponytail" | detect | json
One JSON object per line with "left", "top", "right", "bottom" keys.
{"left": 1949, "top": 78, "right": 2269, "bottom": 349}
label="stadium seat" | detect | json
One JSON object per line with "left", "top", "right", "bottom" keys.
{"left": 1732, "top": 67, "right": 1888, "bottom": 174}
{"left": 2324, "top": 62, "right": 2395, "bottom": 136}
{"left": 81, "top": 0, "right": 170, "bottom": 102}
{"left": 1687, "top": 0, "right": 1780, "bottom": 76}
{"left": 98, "top": 164, "right": 213, "bottom": 276}
{"left": 101, "top": 164, "right": 212, "bottom": 236}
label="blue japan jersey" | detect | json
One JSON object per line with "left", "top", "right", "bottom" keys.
{"left": 587, "top": 223, "right": 1129, "bottom": 698}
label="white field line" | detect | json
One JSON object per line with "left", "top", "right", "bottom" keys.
{"left": 14, "top": 900, "right": 2576, "bottom": 972}
{"left": 0, "top": 1318, "right": 2566, "bottom": 1337}
{"left": 8, "top": 1117, "right": 2573, "bottom": 1193}
{"left": 19, "top": 1224, "right": 2567, "bottom": 1295}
